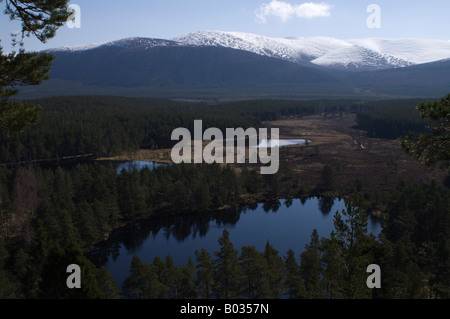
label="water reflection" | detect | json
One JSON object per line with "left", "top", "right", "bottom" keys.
{"left": 284, "top": 198, "right": 293, "bottom": 208}
{"left": 300, "top": 197, "right": 307, "bottom": 205}
{"left": 88, "top": 197, "right": 379, "bottom": 265}
{"left": 116, "top": 161, "right": 168, "bottom": 173}
{"left": 87, "top": 197, "right": 382, "bottom": 288}
{"left": 318, "top": 197, "right": 335, "bottom": 215}
{"left": 262, "top": 200, "right": 282, "bottom": 213}
{"left": 89, "top": 206, "right": 244, "bottom": 265}
{"left": 255, "top": 139, "right": 310, "bottom": 148}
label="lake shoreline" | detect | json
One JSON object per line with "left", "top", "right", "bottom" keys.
{"left": 84, "top": 158, "right": 385, "bottom": 252}
{"left": 87, "top": 187, "right": 383, "bottom": 253}
{"left": 88, "top": 195, "right": 382, "bottom": 289}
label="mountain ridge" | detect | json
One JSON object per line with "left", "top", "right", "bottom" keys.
{"left": 45, "top": 31, "right": 450, "bottom": 72}
{"left": 172, "top": 31, "right": 450, "bottom": 71}
{"left": 16, "top": 31, "right": 450, "bottom": 100}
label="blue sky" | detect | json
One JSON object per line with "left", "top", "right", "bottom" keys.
{"left": 1, "top": 0, "right": 449, "bottom": 52}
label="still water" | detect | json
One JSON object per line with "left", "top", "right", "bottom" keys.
{"left": 254, "top": 139, "right": 310, "bottom": 148}
{"left": 89, "top": 182, "right": 382, "bottom": 289}
{"left": 116, "top": 160, "right": 167, "bottom": 173}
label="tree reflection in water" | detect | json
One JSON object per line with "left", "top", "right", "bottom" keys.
{"left": 88, "top": 206, "right": 244, "bottom": 265}
{"left": 318, "top": 197, "right": 335, "bottom": 215}
{"left": 88, "top": 197, "right": 348, "bottom": 267}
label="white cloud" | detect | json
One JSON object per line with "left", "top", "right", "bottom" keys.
{"left": 256, "top": 1, "right": 331, "bottom": 23}
{"left": 296, "top": 2, "right": 331, "bottom": 19}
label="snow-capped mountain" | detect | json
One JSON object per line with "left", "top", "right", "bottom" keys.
{"left": 173, "top": 31, "right": 450, "bottom": 71}
{"left": 46, "top": 37, "right": 187, "bottom": 53}
{"left": 173, "top": 31, "right": 350, "bottom": 66}
{"left": 26, "top": 31, "right": 450, "bottom": 100}
{"left": 311, "top": 45, "right": 413, "bottom": 71}
{"left": 46, "top": 31, "right": 450, "bottom": 72}
{"left": 348, "top": 38, "right": 450, "bottom": 64}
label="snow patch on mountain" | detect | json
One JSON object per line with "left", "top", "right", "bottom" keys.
{"left": 46, "top": 42, "right": 107, "bottom": 52}
{"left": 173, "top": 30, "right": 349, "bottom": 64}
{"left": 47, "top": 31, "right": 450, "bottom": 72}
{"left": 348, "top": 38, "right": 450, "bottom": 64}
{"left": 312, "top": 45, "right": 413, "bottom": 71}
{"left": 102, "top": 37, "right": 186, "bottom": 49}
{"left": 173, "top": 31, "right": 450, "bottom": 71}
{"left": 47, "top": 37, "right": 186, "bottom": 53}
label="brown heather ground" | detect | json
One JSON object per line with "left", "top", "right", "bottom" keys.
{"left": 98, "top": 113, "right": 446, "bottom": 200}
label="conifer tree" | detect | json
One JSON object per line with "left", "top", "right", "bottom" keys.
{"left": 239, "top": 246, "right": 269, "bottom": 299}
{"left": 0, "top": 238, "right": 18, "bottom": 298}
{"left": 0, "top": 0, "right": 70, "bottom": 131}
{"left": 214, "top": 229, "right": 240, "bottom": 299}
{"left": 96, "top": 266, "right": 121, "bottom": 299}
{"left": 152, "top": 256, "right": 169, "bottom": 298}
{"left": 179, "top": 257, "right": 197, "bottom": 299}
{"left": 195, "top": 248, "right": 215, "bottom": 299}
{"left": 122, "top": 255, "right": 147, "bottom": 299}
{"left": 300, "top": 229, "right": 323, "bottom": 298}
{"left": 283, "top": 249, "right": 301, "bottom": 299}
{"left": 263, "top": 241, "right": 284, "bottom": 298}
{"left": 321, "top": 194, "right": 374, "bottom": 299}
{"left": 38, "top": 240, "right": 103, "bottom": 299}
{"left": 429, "top": 234, "right": 450, "bottom": 298}
{"left": 400, "top": 94, "right": 450, "bottom": 168}
{"left": 164, "top": 254, "right": 182, "bottom": 298}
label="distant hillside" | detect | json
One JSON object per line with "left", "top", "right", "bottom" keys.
{"left": 16, "top": 35, "right": 450, "bottom": 100}
{"left": 346, "top": 59, "right": 450, "bottom": 97}
{"left": 47, "top": 44, "right": 340, "bottom": 87}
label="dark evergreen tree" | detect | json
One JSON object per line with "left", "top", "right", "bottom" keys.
{"left": 195, "top": 248, "right": 215, "bottom": 299}
{"left": 152, "top": 256, "right": 169, "bottom": 298}
{"left": 263, "top": 241, "right": 284, "bottom": 299}
{"left": 400, "top": 94, "right": 450, "bottom": 167}
{"left": 239, "top": 246, "right": 269, "bottom": 299}
{"left": 429, "top": 234, "right": 450, "bottom": 298}
{"left": 164, "top": 254, "right": 182, "bottom": 298}
{"left": 284, "top": 249, "right": 301, "bottom": 299}
{"left": 214, "top": 229, "right": 240, "bottom": 299}
{"left": 1, "top": 0, "right": 70, "bottom": 131}
{"left": 179, "top": 257, "right": 197, "bottom": 299}
{"left": 320, "top": 164, "right": 336, "bottom": 191}
{"left": 300, "top": 229, "right": 323, "bottom": 298}
{"left": 96, "top": 266, "right": 121, "bottom": 299}
{"left": 122, "top": 255, "right": 147, "bottom": 299}
{"left": 0, "top": 238, "right": 18, "bottom": 298}
{"left": 38, "top": 240, "right": 103, "bottom": 299}
{"left": 321, "top": 194, "right": 374, "bottom": 299}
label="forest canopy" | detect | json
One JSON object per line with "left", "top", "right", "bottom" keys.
{"left": 0, "top": 96, "right": 430, "bottom": 164}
